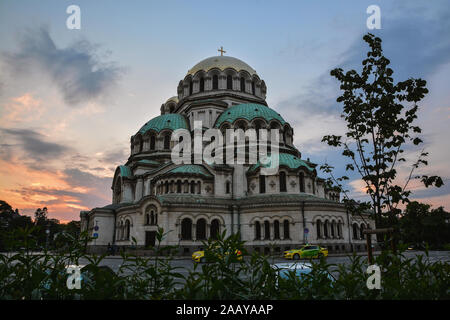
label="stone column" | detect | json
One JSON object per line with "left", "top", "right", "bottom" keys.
{"left": 122, "top": 181, "right": 133, "bottom": 203}
{"left": 205, "top": 76, "right": 212, "bottom": 91}
{"left": 219, "top": 75, "right": 226, "bottom": 90}
{"left": 270, "top": 223, "right": 274, "bottom": 241}
{"left": 135, "top": 178, "right": 143, "bottom": 203}
{"left": 232, "top": 205, "right": 239, "bottom": 236}
{"left": 192, "top": 223, "right": 197, "bottom": 241}
{"left": 144, "top": 178, "right": 151, "bottom": 196}
{"left": 232, "top": 76, "right": 239, "bottom": 91}
{"left": 206, "top": 223, "right": 210, "bottom": 239}
{"left": 193, "top": 80, "right": 199, "bottom": 93}
{"left": 161, "top": 211, "right": 169, "bottom": 245}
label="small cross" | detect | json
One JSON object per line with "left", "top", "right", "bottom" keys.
{"left": 218, "top": 46, "right": 226, "bottom": 56}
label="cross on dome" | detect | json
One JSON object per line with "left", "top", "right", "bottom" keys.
{"left": 218, "top": 46, "right": 226, "bottom": 56}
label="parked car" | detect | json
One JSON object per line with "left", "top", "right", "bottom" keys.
{"left": 271, "top": 262, "right": 335, "bottom": 285}
{"left": 283, "top": 245, "right": 328, "bottom": 260}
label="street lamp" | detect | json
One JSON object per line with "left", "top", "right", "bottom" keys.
{"left": 45, "top": 227, "right": 50, "bottom": 251}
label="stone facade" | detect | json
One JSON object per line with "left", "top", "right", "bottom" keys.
{"left": 80, "top": 55, "right": 376, "bottom": 255}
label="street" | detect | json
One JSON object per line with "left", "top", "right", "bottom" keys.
{"left": 76, "top": 250, "right": 450, "bottom": 279}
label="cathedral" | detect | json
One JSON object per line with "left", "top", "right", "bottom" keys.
{"left": 80, "top": 52, "right": 375, "bottom": 255}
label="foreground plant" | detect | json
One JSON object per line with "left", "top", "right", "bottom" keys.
{"left": 0, "top": 228, "right": 448, "bottom": 300}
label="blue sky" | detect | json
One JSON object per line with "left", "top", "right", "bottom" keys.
{"left": 0, "top": 0, "right": 449, "bottom": 221}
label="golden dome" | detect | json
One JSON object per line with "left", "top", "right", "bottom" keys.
{"left": 187, "top": 56, "right": 257, "bottom": 76}
{"left": 165, "top": 96, "right": 179, "bottom": 104}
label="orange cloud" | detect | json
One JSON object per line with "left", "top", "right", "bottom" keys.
{"left": 0, "top": 93, "right": 45, "bottom": 126}
{"left": 0, "top": 158, "right": 94, "bottom": 222}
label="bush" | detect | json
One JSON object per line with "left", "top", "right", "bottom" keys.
{"left": 0, "top": 227, "right": 448, "bottom": 300}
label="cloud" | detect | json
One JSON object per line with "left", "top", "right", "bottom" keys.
{"left": 0, "top": 128, "right": 70, "bottom": 161}
{"left": 0, "top": 159, "right": 112, "bottom": 222}
{"left": 97, "top": 147, "right": 129, "bottom": 165}
{"left": 339, "top": 3, "right": 450, "bottom": 81}
{"left": 63, "top": 168, "right": 111, "bottom": 192}
{"left": 274, "top": 1, "right": 450, "bottom": 211}
{"left": 2, "top": 26, "right": 123, "bottom": 106}
{"left": 0, "top": 93, "right": 45, "bottom": 125}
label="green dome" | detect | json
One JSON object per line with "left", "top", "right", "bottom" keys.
{"left": 248, "top": 153, "right": 314, "bottom": 174}
{"left": 137, "top": 159, "right": 160, "bottom": 165}
{"left": 138, "top": 114, "right": 189, "bottom": 135}
{"left": 167, "top": 165, "right": 213, "bottom": 178}
{"left": 214, "top": 103, "right": 286, "bottom": 128}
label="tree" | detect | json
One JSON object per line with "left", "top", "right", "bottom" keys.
{"left": 399, "top": 201, "right": 450, "bottom": 248}
{"left": 34, "top": 207, "right": 48, "bottom": 226}
{"left": 63, "top": 220, "right": 81, "bottom": 238}
{"left": 0, "top": 200, "right": 33, "bottom": 250}
{"left": 321, "top": 33, "right": 443, "bottom": 229}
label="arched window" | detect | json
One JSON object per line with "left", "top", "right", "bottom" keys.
{"left": 210, "top": 219, "right": 220, "bottom": 240}
{"left": 360, "top": 224, "right": 365, "bottom": 240}
{"left": 125, "top": 220, "right": 131, "bottom": 240}
{"left": 199, "top": 77, "right": 204, "bottom": 92}
{"left": 139, "top": 139, "right": 143, "bottom": 152}
{"left": 324, "top": 220, "right": 329, "bottom": 238}
{"left": 274, "top": 220, "right": 280, "bottom": 239}
{"left": 352, "top": 223, "right": 359, "bottom": 240}
{"left": 283, "top": 220, "right": 290, "bottom": 239}
{"left": 225, "top": 181, "right": 231, "bottom": 194}
{"left": 197, "top": 181, "right": 201, "bottom": 194}
{"left": 145, "top": 214, "right": 150, "bottom": 225}
{"left": 331, "top": 221, "right": 336, "bottom": 238}
{"left": 316, "top": 220, "right": 322, "bottom": 239}
{"left": 149, "top": 211, "right": 157, "bottom": 225}
{"left": 255, "top": 221, "right": 261, "bottom": 240}
{"left": 150, "top": 135, "right": 156, "bottom": 150}
{"left": 189, "top": 181, "right": 195, "bottom": 193}
{"left": 279, "top": 172, "right": 287, "bottom": 192}
{"left": 196, "top": 218, "right": 206, "bottom": 240}
{"left": 177, "top": 180, "right": 182, "bottom": 193}
{"left": 259, "top": 175, "right": 266, "bottom": 193}
{"left": 212, "top": 75, "right": 218, "bottom": 90}
{"left": 240, "top": 77, "right": 245, "bottom": 92}
{"left": 251, "top": 81, "right": 255, "bottom": 94}
{"left": 264, "top": 221, "right": 270, "bottom": 240}
{"left": 164, "top": 134, "right": 170, "bottom": 150}
{"left": 150, "top": 212, "right": 155, "bottom": 225}
{"left": 299, "top": 172, "right": 305, "bottom": 192}
{"left": 189, "top": 80, "right": 193, "bottom": 95}
{"left": 164, "top": 181, "right": 169, "bottom": 194}
{"left": 226, "top": 75, "right": 232, "bottom": 90}
{"left": 181, "top": 218, "right": 192, "bottom": 240}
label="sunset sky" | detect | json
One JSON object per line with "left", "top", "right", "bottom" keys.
{"left": 0, "top": 0, "right": 449, "bottom": 222}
